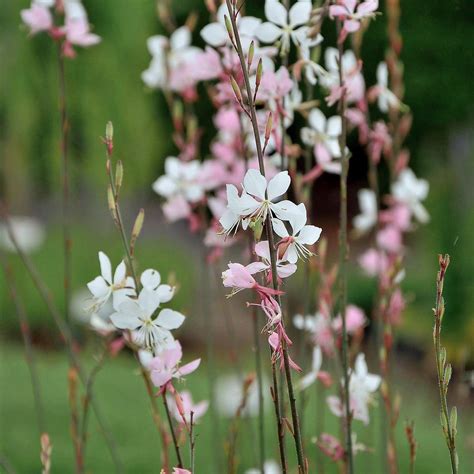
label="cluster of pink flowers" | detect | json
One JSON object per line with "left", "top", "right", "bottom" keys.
{"left": 21, "top": 0, "right": 100, "bottom": 57}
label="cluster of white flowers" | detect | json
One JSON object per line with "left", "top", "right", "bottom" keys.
{"left": 86, "top": 252, "right": 184, "bottom": 352}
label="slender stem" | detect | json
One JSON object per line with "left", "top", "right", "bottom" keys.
{"left": 0, "top": 254, "right": 45, "bottom": 434}
{"left": 253, "top": 310, "right": 266, "bottom": 474}
{"left": 189, "top": 412, "right": 196, "bottom": 474}
{"left": 140, "top": 367, "right": 170, "bottom": 471}
{"left": 162, "top": 393, "right": 184, "bottom": 468}
{"left": 271, "top": 361, "right": 287, "bottom": 474}
{"left": 433, "top": 255, "right": 458, "bottom": 474}
{"left": 57, "top": 46, "right": 72, "bottom": 325}
{"left": 335, "top": 23, "right": 354, "bottom": 473}
{"left": 1, "top": 211, "right": 123, "bottom": 473}
{"left": 79, "top": 344, "right": 108, "bottom": 467}
{"left": 225, "top": 1, "right": 306, "bottom": 471}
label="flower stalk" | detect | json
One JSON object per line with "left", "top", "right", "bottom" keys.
{"left": 225, "top": 1, "right": 306, "bottom": 472}
{"left": 433, "top": 254, "right": 459, "bottom": 474}
{"left": 335, "top": 21, "right": 354, "bottom": 473}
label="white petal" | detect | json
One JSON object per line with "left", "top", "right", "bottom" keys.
{"left": 141, "top": 269, "right": 161, "bottom": 290}
{"left": 265, "top": 0, "right": 288, "bottom": 27}
{"left": 289, "top": 203, "right": 307, "bottom": 235}
{"left": 87, "top": 276, "right": 109, "bottom": 298}
{"left": 156, "top": 308, "right": 185, "bottom": 330}
{"left": 377, "top": 62, "right": 388, "bottom": 87}
{"left": 298, "top": 372, "right": 317, "bottom": 391}
{"left": 325, "top": 138, "right": 342, "bottom": 158}
{"left": 200, "top": 23, "right": 227, "bottom": 47}
{"left": 219, "top": 209, "right": 239, "bottom": 231}
{"left": 289, "top": 1, "right": 311, "bottom": 27}
{"left": 156, "top": 284, "right": 175, "bottom": 303}
{"left": 243, "top": 169, "right": 267, "bottom": 200}
{"left": 238, "top": 16, "right": 261, "bottom": 37}
{"left": 312, "top": 346, "right": 322, "bottom": 372}
{"left": 286, "top": 244, "right": 298, "bottom": 264}
{"left": 271, "top": 218, "right": 289, "bottom": 238}
{"left": 256, "top": 22, "right": 282, "bottom": 43}
{"left": 267, "top": 171, "right": 290, "bottom": 201}
{"left": 355, "top": 353, "right": 368, "bottom": 377}
{"left": 113, "top": 261, "right": 126, "bottom": 285}
{"left": 272, "top": 200, "right": 300, "bottom": 221}
{"left": 110, "top": 309, "right": 141, "bottom": 330}
{"left": 147, "top": 35, "right": 167, "bottom": 56}
{"left": 364, "top": 373, "right": 382, "bottom": 392}
{"left": 298, "top": 225, "right": 322, "bottom": 245}
{"left": 171, "top": 26, "right": 190, "bottom": 50}
{"left": 152, "top": 176, "right": 178, "bottom": 198}
{"left": 138, "top": 289, "right": 161, "bottom": 316}
{"left": 308, "top": 109, "right": 326, "bottom": 133}
{"left": 98, "top": 251, "right": 112, "bottom": 284}
{"left": 327, "top": 116, "right": 342, "bottom": 136}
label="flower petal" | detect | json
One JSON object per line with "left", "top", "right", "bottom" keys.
{"left": 243, "top": 169, "right": 267, "bottom": 200}
{"left": 113, "top": 261, "right": 126, "bottom": 285}
{"left": 200, "top": 23, "right": 227, "bottom": 47}
{"left": 308, "top": 109, "right": 326, "bottom": 133}
{"left": 87, "top": 276, "right": 109, "bottom": 298}
{"left": 298, "top": 225, "right": 322, "bottom": 245}
{"left": 267, "top": 171, "right": 290, "bottom": 201}
{"left": 256, "top": 22, "right": 282, "bottom": 43}
{"left": 156, "top": 308, "right": 185, "bottom": 330}
{"left": 271, "top": 218, "right": 289, "bottom": 238}
{"left": 265, "top": 0, "right": 288, "bottom": 27}
{"left": 141, "top": 268, "right": 161, "bottom": 290}
{"left": 289, "top": 1, "right": 311, "bottom": 27}
{"left": 177, "top": 358, "right": 201, "bottom": 377}
{"left": 98, "top": 251, "right": 112, "bottom": 284}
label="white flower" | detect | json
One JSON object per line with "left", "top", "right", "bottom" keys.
{"left": 301, "top": 109, "right": 343, "bottom": 174}
{"left": 257, "top": 0, "right": 313, "bottom": 53}
{"left": 0, "top": 216, "right": 45, "bottom": 253}
{"left": 110, "top": 289, "right": 185, "bottom": 350}
{"left": 200, "top": 4, "right": 261, "bottom": 49}
{"left": 152, "top": 157, "right": 204, "bottom": 203}
{"left": 297, "top": 346, "right": 322, "bottom": 391}
{"left": 214, "top": 373, "right": 270, "bottom": 418}
{"left": 140, "top": 269, "right": 175, "bottom": 304}
{"left": 86, "top": 252, "right": 134, "bottom": 313}
{"left": 327, "top": 353, "right": 381, "bottom": 425}
{"left": 299, "top": 38, "right": 325, "bottom": 85}
{"left": 254, "top": 240, "right": 297, "bottom": 278}
{"left": 142, "top": 26, "right": 200, "bottom": 90}
{"left": 246, "top": 459, "right": 281, "bottom": 474}
{"left": 353, "top": 189, "right": 377, "bottom": 233}
{"left": 219, "top": 169, "right": 299, "bottom": 236}
{"left": 391, "top": 168, "right": 430, "bottom": 223}
{"left": 272, "top": 203, "right": 322, "bottom": 263}
{"left": 375, "top": 62, "right": 400, "bottom": 113}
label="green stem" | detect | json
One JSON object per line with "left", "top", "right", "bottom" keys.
{"left": 336, "top": 24, "right": 354, "bottom": 473}
{"left": 225, "top": 1, "right": 306, "bottom": 471}
{"left": 162, "top": 393, "right": 184, "bottom": 468}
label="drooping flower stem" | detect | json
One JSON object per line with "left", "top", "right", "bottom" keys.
{"left": 1, "top": 211, "right": 123, "bottom": 473}
{"left": 335, "top": 24, "right": 354, "bottom": 473}
{"left": 433, "top": 254, "right": 459, "bottom": 474}
{"left": 162, "top": 392, "right": 184, "bottom": 468}
{"left": 225, "top": 1, "right": 306, "bottom": 472}
{"left": 57, "top": 47, "right": 72, "bottom": 325}
{"left": 0, "top": 254, "right": 45, "bottom": 435}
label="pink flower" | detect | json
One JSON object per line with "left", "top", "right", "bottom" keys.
{"left": 368, "top": 121, "right": 391, "bottom": 164}
{"left": 329, "top": 0, "right": 379, "bottom": 43}
{"left": 268, "top": 325, "right": 301, "bottom": 372}
{"left": 380, "top": 204, "right": 411, "bottom": 231}
{"left": 257, "top": 67, "right": 294, "bottom": 108}
{"left": 21, "top": 4, "right": 53, "bottom": 35}
{"left": 317, "top": 433, "right": 345, "bottom": 461}
{"left": 222, "top": 263, "right": 259, "bottom": 292}
{"left": 358, "top": 248, "right": 388, "bottom": 277}
{"left": 376, "top": 225, "right": 403, "bottom": 253}
{"left": 64, "top": 18, "right": 100, "bottom": 46}
{"left": 163, "top": 195, "right": 192, "bottom": 222}
{"left": 149, "top": 341, "right": 201, "bottom": 389}
{"left": 387, "top": 289, "right": 405, "bottom": 326}
{"left": 169, "top": 390, "right": 209, "bottom": 424}
{"left": 172, "top": 469, "right": 191, "bottom": 474}
{"left": 333, "top": 305, "right": 366, "bottom": 334}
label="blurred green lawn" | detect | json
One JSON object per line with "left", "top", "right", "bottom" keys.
{"left": 1, "top": 343, "right": 473, "bottom": 473}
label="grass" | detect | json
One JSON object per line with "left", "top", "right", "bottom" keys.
{"left": 1, "top": 342, "right": 472, "bottom": 473}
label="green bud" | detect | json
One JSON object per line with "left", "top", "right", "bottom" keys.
{"left": 230, "top": 76, "right": 242, "bottom": 104}
{"left": 256, "top": 58, "right": 263, "bottom": 88}
{"left": 444, "top": 363, "right": 452, "bottom": 387}
{"left": 224, "top": 15, "right": 234, "bottom": 43}
{"left": 247, "top": 41, "right": 255, "bottom": 70}
{"left": 249, "top": 218, "right": 263, "bottom": 241}
{"left": 130, "top": 208, "right": 145, "bottom": 256}
{"left": 106, "top": 121, "right": 113, "bottom": 142}
{"left": 115, "top": 160, "right": 123, "bottom": 195}
{"left": 450, "top": 406, "right": 457, "bottom": 437}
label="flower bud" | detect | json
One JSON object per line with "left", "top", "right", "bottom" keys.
{"left": 115, "top": 160, "right": 123, "bottom": 195}
{"left": 256, "top": 58, "right": 263, "bottom": 89}
{"left": 230, "top": 76, "right": 242, "bottom": 104}
{"left": 247, "top": 41, "right": 255, "bottom": 70}
{"left": 265, "top": 112, "right": 273, "bottom": 143}
{"left": 130, "top": 208, "right": 145, "bottom": 255}
{"left": 450, "top": 406, "right": 457, "bottom": 437}
{"left": 224, "top": 15, "right": 234, "bottom": 43}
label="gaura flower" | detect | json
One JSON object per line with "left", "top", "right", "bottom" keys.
{"left": 329, "top": 0, "right": 378, "bottom": 43}
{"left": 86, "top": 251, "right": 134, "bottom": 313}
{"left": 110, "top": 289, "right": 185, "bottom": 350}
{"left": 254, "top": 240, "right": 297, "bottom": 279}
{"left": 200, "top": 4, "right": 261, "bottom": 49}
{"left": 272, "top": 203, "right": 322, "bottom": 263}
{"left": 297, "top": 346, "right": 332, "bottom": 391}
{"left": 168, "top": 390, "right": 209, "bottom": 424}
{"left": 0, "top": 216, "right": 45, "bottom": 254}
{"left": 20, "top": 2, "right": 53, "bottom": 34}
{"left": 327, "top": 353, "right": 381, "bottom": 425}
{"left": 391, "top": 168, "right": 430, "bottom": 224}
{"left": 371, "top": 62, "right": 401, "bottom": 113}
{"left": 332, "top": 305, "right": 367, "bottom": 334}
{"left": 353, "top": 189, "right": 377, "bottom": 234}
{"left": 219, "top": 169, "right": 298, "bottom": 236}
{"left": 149, "top": 340, "right": 200, "bottom": 388}
{"left": 301, "top": 109, "right": 343, "bottom": 174}
{"left": 256, "top": 0, "right": 313, "bottom": 54}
